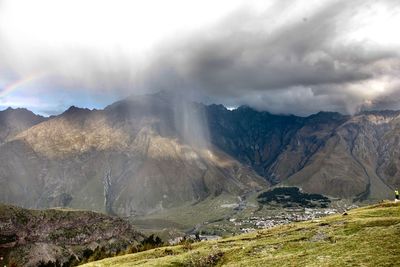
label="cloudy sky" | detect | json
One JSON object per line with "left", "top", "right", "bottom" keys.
{"left": 0, "top": 0, "right": 399, "bottom": 116}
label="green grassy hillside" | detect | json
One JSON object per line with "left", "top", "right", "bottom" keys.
{"left": 82, "top": 202, "right": 400, "bottom": 266}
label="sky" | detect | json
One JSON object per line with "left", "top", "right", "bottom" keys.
{"left": 0, "top": 0, "right": 399, "bottom": 116}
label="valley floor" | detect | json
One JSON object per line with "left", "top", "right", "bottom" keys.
{"left": 81, "top": 202, "right": 400, "bottom": 266}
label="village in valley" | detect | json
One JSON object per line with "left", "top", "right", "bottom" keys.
{"left": 169, "top": 187, "right": 353, "bottom": 244}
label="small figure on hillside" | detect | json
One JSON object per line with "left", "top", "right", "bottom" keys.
{"left": 395, "top": 189, "right": 399, "bottom": 202}
{"left": 195, "top": 232, "right": 200, "bottom": 241}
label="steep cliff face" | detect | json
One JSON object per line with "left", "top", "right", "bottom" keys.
{"left": 282, "top": 112, "right": 399, "bottom": 200}
{"left": 208, "top": 107, "right": 397, "bottom": 200}
{"left": 207, "top": 107, "right": 348, "bottom": 184}
{"left": 207, "top": 105, "right": 304, "bottom": 182}
{"left": 374, "top": 112, "right": 400, "bottom": 190}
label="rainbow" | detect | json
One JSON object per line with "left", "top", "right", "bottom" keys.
{"left": 0, "top": 72, "right": 48, "bottom": 98}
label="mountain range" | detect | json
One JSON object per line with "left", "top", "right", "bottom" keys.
{"left": 0, "top": 92, "right": 399, "bottom": 218}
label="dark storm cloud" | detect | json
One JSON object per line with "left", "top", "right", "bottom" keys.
{"left": 138, "top": 0, "right": 400, "bottom": 114}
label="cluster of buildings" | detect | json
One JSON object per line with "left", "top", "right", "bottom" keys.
{"left": 230, "top": 208, "right": 338, "bottom": 233}
{"left": 168, "top": 207, "right": 341, "bottom": 244}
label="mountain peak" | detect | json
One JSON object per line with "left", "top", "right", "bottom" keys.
{"left": 306, "top": 111, "right": 347, "bottom": 123}
{"left": 0, "top": 107, "right": 46, "bottom": 143}
{"left": 207, "top": 104, "right": 228, "bottom": 112}
{"left": 152, "top": 90, "right": 175, "bottom": 98}
{"left": 63, "top": 105, "right": 91, "bottom": 115}
{"left": 0, "top": 106, "right": 44, "bottom": 120}
{"left": 2, "top": 106, "right": 30, "bottom": 113}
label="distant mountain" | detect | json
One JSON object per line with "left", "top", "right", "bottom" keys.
{"left": 0, "top": 107, "right": 46, "bottom": 144}
{"left": 0, "top": 92, "right": 399, "bottom": 219}
{"left": 0, "top": 203, "right": 143, "bottom": 266}
{"left": 207, "top": 107, "right": 398, "bottom": 200}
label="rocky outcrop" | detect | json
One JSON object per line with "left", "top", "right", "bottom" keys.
{"left": 0, "top": 203, "right": 143, "bottom": 266}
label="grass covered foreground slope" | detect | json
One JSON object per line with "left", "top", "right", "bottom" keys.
{"left": 83, "top": 202, "right": 400, "bottom": 267}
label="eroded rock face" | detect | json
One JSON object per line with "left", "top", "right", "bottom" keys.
{"left": 207, "top": 108, "right": 349, "bottom": 185}
{"left": 0, "top": 203, "right": 143, "bottom": 266}
{"left": 209, "top": 108, "right": 400, "bottom": 200}
{"left": 286, "top": 112, "right": 400, "bottom": 200}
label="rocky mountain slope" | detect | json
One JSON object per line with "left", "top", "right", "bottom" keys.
{"left": 0, "top": 203, "right": 143, "bottom": 267}
{"left": 207, "top": 107, "right": 399, "bottom": 200}
{"left": 0, "top": 92, "right": 399, "bottom": 219}
{"left": 284, "top": 111, "right": 400, "bottom": 201}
